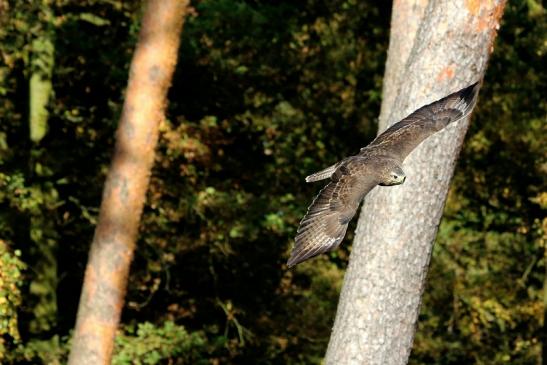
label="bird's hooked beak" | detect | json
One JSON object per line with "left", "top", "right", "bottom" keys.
{"left": 390, "top": 174, "right": 406, "bottom": 185}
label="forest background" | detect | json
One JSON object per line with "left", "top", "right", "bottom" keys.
{"left": 0, "top": 0, "right": 545, "bottom": 364}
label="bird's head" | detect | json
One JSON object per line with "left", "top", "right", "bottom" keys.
{"left": 377, "top": 161, "right": 406, "bottom": 186}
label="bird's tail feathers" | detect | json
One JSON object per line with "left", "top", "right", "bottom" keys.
{"left": 305, "top": 162, "right": 340, "bottom": 183}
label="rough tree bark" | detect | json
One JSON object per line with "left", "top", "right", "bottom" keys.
{"left": 67, "top": 1, "right": 188, "bottom": 364}
{"left": 325, "top": 1, "right": 506, "bottom": 364}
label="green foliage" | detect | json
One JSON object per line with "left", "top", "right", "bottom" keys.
{"left": 1, "top": 0, "right": 386, "bottom": 363}
{"left": 113, "top": 322, "right": 206, "bottom": 365}
{"left": 0, "top": 0, "right": 544, "bottom": 364}
{"left": 6, "top": 335, "right": 68, "bottom": 365}
{"left": 0, "top": 241, "right": 25, "bottom": 362}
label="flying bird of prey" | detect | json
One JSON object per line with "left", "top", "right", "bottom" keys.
{"left": 287, "top": 82, "right": 480, "bottom": 268}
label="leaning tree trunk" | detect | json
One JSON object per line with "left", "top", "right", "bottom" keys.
{"left": 67, "top": 1, "right": 188, "bottom": 364}
{"left": 325, "top": 1, "right": 506, "bottom": 364}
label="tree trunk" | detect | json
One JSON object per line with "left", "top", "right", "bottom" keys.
{"left": 325, "top": 1, "right": 506, "bottom": 364}
{"left": 29, "top": 13, "right": 54, "bottom": 143}
{"left": 377, "top": 0, "right": 426, "bottom": 127}
{"left": 28, "top": 2, "right": 58, "bottom": 334}
{"left": 67, "top": 1, "right": 188, "bottom": 364}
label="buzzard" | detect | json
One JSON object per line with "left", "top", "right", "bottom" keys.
{"left": 287, "top": 82, "right": 480, "bottom": 268}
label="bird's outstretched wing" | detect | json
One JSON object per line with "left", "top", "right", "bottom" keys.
{"left": 287, "top": 159, "right": 377, "bottom": 267}
{"left": 364, "top": 82, "right": 480, "bottom": 161}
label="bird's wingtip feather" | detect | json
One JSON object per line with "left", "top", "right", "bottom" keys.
{"left": 460, "top": 81, "right": 480, "bottom": 102}
{"left": 286, "top": 250, "right": 306, "bottom": 268}
{"left": 286, "top": 258, "right": 297, "bottom": 268}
